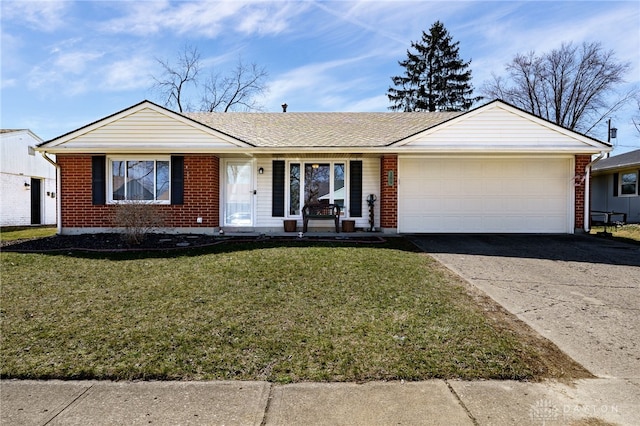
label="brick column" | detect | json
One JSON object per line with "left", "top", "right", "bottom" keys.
{"left": 574, "top": 154, "right": 591, "bottom": 230}
{"left": 380, "top": 155, "right": 398, "bottom": 229}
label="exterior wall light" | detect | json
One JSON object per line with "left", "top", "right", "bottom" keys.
{"left": 258, "top": 167, "right": 264, "bottom": 174}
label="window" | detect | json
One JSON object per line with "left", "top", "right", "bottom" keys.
{"left": 288, "top": 161, "right": 346, "bottom": 216}
{"left": 109, "top": 158, "right": 170, "bottom": 203}
{"left": 289, "top": 163, "right": 300, "bottom": 215}
{"left": 619, "top": 171, "right": 638, "bottom": 196}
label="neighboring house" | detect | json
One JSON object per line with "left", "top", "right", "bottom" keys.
{"left": 36, "top": 99, "right": 611, "bottom": 235}
{"left": 590, "top": 149, "right": 640, "bottom": 224}
{"left": 1, "top": 129, "right": 57, "bottom": 227}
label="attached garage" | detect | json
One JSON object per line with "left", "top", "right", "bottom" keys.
{"left": 398, "top": 156, "right": 574, "bottom": 233}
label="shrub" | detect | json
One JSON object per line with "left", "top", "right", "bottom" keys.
{"left": 112, "top": 202, "right": 166, "bottom": 245}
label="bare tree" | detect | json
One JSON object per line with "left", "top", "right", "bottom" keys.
{"left": 201, "top": 59, "right": 268, "bottom": 112}
{"left": 633, "top": 95, "right": 640, "bottom": 136}
{"left": 153, "top": 45, "right": 200, "bottom": 113}
{"left": 152, "top": 46, "right": 268, "bottom": 113}
{"left": 483, "top": 42, "right": 632, "bottom": 134}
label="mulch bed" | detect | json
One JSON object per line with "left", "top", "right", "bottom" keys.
{"left": 1, "top": 233, "right": 387, "bottom": 253}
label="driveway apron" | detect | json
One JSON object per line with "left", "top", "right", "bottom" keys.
{"left": 408, "top": 234, "right": 640, "bottom": 380}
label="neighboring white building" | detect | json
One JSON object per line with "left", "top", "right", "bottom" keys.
{"left": 1, "top": 129, "right": 57, "bottom": 227}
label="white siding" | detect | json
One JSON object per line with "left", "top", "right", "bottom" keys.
{"left": 360, "top": 158, "right": 380, "bottom": 229}
{"left": 398, "top": 156, "right": 574, "bottom": 233}
{"left": 1, "top": 131, "right": 57, "bottom": 226}
{"left": 255, "top": 159, "right": 280, "bottom": 229}
{"left": 47, "top": 108, "right": 242, "bottom": 152}
{"left": 404, "top": 105, "right": 600, "bottom": 152}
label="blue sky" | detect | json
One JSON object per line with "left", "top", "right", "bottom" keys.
{"left": 1, "top": 1, "right": 639, "bottom": 154}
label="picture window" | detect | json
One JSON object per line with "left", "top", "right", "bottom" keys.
{"left": 109, "top": 158, "right": 170, "bottom": 203}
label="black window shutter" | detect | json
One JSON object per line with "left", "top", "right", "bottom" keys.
{"left": 613, "top": 173, "right": 618, "bottom": 197}
{"left": 171, "top": 156, "right": 184, "bottom": 205}
{"left": 272, "top": 160, "right": 285, "bottom": 217}
{"left": 92, "top": 155, "right": 106, "bottom": 205}
{"left": 349, "top": 160, "right": 363, "bottom": 217}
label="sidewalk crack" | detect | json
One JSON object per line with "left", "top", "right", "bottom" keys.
{"left": 444, "top": 380, "right": 479, "bottom": 426}
{"left": 260, "top": 383, "right": 274, "bottom": 426}
{"left": 43, "top": 383, "right": 94, "bottom": 425}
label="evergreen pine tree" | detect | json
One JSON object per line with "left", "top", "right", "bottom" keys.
{"left": 388, "top": 21, "right": 481, "bottom": 112}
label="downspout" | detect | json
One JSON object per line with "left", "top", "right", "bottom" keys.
{"left": 40, "top": 152, "right": 62, "bottom": 235}
{"left": 583, "top": 152, "right": 606, "bottom": 233}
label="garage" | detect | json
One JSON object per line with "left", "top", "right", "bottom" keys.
{"left": 398, "top": 157, "right": 573, "bottom": 233}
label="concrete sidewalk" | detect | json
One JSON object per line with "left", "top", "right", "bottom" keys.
{"left": 2, "top": 378, "right": 637, "bottom": 425}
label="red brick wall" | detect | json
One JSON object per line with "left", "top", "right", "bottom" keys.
{"left": 380, "top": 155, "right": 398, "bottom": 229}
{"left": 58, "top": 155, "right": 219, "bottom": 230}
{"left": 574, "top": 154, "right": 591, "bottom": 230}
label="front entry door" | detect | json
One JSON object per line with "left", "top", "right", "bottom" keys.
{"left": 224, "top": 162, "right": 253, "bottom": 226}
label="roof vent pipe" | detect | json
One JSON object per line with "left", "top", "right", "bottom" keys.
{"left": 281, "top": 103, "right": 288, "bottom": 113}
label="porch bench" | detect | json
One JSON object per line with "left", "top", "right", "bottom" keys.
{"left": 302, "top": 203, "right": 341, "bottom": 233}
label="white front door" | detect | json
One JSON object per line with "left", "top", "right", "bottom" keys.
{"left": 224, "top": 161, "right": 253, "bottom": 226}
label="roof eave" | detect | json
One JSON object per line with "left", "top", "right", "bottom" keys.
{"left": 36, "top": 145, "right": 610, "bottom": 156}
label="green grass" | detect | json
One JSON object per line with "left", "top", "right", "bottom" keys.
{"left": 1, "top": 239, "right": 578, "bottom": 382}
{"left": 590, "top": 224, "right": 640, "bottom": 244}
{"left": 0, "top": 226, "right": 57, "bottom": 241}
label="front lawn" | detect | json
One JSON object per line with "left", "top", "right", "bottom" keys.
{"left": 0, "top": 226, "right": 57, "bottom": 241}
{"left": 0, "top": 239, "right": 588, "bottom": 382}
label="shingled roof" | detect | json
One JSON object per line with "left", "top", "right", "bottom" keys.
{"left": 592, "top": 149, "right": 640, "bottom": 172}
{"left": 183, "top": 111, "right": 463, "bottom": 147}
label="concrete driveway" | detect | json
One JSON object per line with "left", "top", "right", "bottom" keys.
{"left": 408, "top": 234, "right": 640, "bottom": 380}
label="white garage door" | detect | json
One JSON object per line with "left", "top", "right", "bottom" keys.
{"left": 398, "top": 157, "right": 572, "bottom": 233}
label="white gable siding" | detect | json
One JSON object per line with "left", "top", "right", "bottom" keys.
{"left": 404, "top": 106, "right": 598, "bottom": 152}
{"left": 49, "top": 108, "right": 241, "bottom": 152}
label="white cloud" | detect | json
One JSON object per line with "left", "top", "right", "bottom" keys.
{"left": 237, "top": 3, "right": 299, "bottom": 35}
{"left": 264, "top": 54, "right": 385, "bottom": 111}
{"left": 1, "top": 0, "right": 69, "bottom": 32}
{"left": 54, "top": 51, "right": 104, "bottom": 74}
{"left": 25, "top": 47, "right": 103, "bottom": 94}
{"left": 102, "top": 57, "right": 155, "bottom": 91}
{"left": 27, "top": 64, "right": 89, "bottom": 96}
{"left": 341, "top": 94, "right": 389, "bottom": 112}
{"left": 1, "top": 78, "right": 18, "bottom": 89}
{"left": 100, "top": 1, "right": 306, "bottom": 38}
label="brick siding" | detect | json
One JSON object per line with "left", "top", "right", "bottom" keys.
{"left": 380, "top": 155, "right": 398, "bottom": 229}
{"left": 574, "top": 154, "right": 591, "bottom": 230}
{"left": 58, "top": 155, "right": 219, "bottom": 229}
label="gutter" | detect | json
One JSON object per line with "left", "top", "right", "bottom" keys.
{"left": 40, "top": 152, "right": 62, "bottom": 235}
{"left": 583, "top": 152, "right": 607, "bottom": 233}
